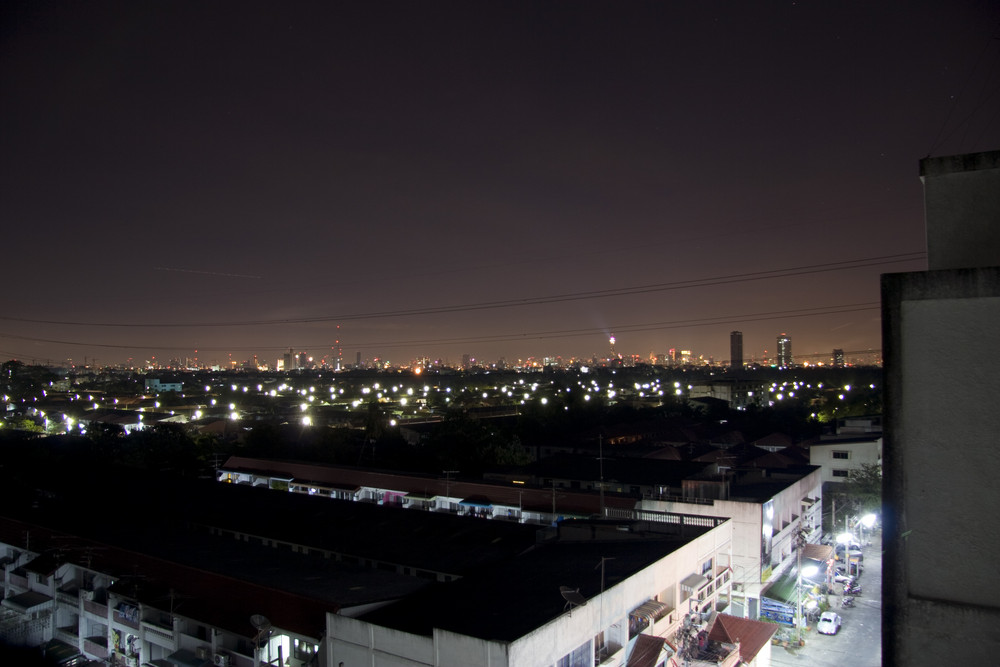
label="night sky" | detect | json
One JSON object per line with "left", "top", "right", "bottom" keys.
{"left": 2, "top": 2, "right": 999, "bottom": 368}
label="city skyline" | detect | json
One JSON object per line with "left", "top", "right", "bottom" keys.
{"left": 2, "top": 2, "right": 999, "bottom": 366}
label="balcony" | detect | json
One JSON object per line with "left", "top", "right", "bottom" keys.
{"left": 113, "top": 607, "right": 140, "bottom": 630}
{"left": 83, "top": 599, "right": 108, "bottom": 619}
{"left": 56, "top": 624, "right": 79, "bottom": 645}
{"left": 142, "top": 620, "right": 176, "bottom": 649}
{"left": 57, "top": 590, "right": 79, "bottom": 606}
{"left": 84, "top": 636, "right": 108, "bottom": 659}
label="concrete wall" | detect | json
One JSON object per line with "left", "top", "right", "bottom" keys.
{"left": 920, "top": 150, "right": 1000, "bottom": 270}
{"left": 809, "top": 439, "right": 882, "bottom": 484}
{"left": 882, "top": 267, "right": 1000, "bottom": 665}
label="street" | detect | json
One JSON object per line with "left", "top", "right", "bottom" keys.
{"left": 770, "top": 531, "right": 882, "bottom": 667}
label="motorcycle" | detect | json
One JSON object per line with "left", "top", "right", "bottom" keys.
{"left": 842, "top": 596, "right": 856, "bottom": 608}
{"left": 845, "top": 583, "right": 862, "bottom": 595}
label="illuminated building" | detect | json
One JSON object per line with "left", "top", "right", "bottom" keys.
{"left": 776, "top": 334, "right": 792, "bottom": 367}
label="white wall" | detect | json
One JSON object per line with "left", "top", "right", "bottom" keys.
{"left": 809, "top": 439, "right": 881, "bottom": 484}
{"left": 326, "top": 522, "right": 734, "bottom": 667}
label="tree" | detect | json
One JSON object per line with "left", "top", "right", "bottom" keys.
{"left": 841, "top": 462, "right": 881, "bottom": 515}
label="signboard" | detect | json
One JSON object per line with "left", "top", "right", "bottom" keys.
{"left": 760, "top": 597, "right": 794, "bottom": 626}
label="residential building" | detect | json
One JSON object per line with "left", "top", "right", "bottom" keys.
{"left": 327, "top": 517, "right": 761, "bottom": 667}
{"left": 636, "top": 467, "right": 823, "bottom": 622}
{"left": 808, "top": 436, "right": 882, "bottom": 485}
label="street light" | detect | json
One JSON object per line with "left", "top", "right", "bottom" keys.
{"left": 837, "top": 532, "right": 856, "bottom": 577}
{"left": 860, "top": 513, "right": 876, "bottom": 546}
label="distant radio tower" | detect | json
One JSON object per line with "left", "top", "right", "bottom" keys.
{"left": 609, "top": 334, "right": 617, "bottom": 359}
{"left": 333, "top": 325, "right": 343, "bottom": 370}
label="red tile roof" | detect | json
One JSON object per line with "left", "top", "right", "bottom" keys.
{"left": 628, "top": 634, "right": 668, "bottom": 667}
{"left": 707, "top": 613, "right": 778, "bottom": 663}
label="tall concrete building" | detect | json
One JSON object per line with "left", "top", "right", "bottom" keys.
{"left": 730, "top": 331, "right": 743, "bottom": 368}
{"left": 776, "top": 333, "right": 792, "bottom": 367}
{"left": 882, "top": 149, "right": 1000, "bottom": 665}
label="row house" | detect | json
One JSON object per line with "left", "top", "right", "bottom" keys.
{"left": 0, "top": 540, "right": 325, "bottom": 667}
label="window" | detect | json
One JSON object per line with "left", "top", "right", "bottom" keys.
{"left": 833, "top": 469, "right": 850, "bottom": 478}
{"left": 557, "top": 641, "right": 591, "bottom": 667}
{"left": 293, "top": 638, "right": 319, "bottom": 661}
{"left": 701, "top": 558, "right": 713, "bottom": 575}
{"left": 833, "top": 451, "right": 850, "bottom": 460}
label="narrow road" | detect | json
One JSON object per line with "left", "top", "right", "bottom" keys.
{"left": 770, "top": 531, "right": 882, "bottom": 667}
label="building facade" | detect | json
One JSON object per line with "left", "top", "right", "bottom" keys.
{"left": 730, "top": 331, "right": 743, "bottom": 369}
{"left": 776, "top": 334, "right": 792, "bottom": 368}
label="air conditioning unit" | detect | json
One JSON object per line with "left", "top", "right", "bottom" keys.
{"left": 81, "top": 590, "right": 96, "bottom": 601}
{"left": 214, "top": 654, "right": 231, "bottom": 667}
{"left": 195, "top": 647, "right": 210, "bottom": 660}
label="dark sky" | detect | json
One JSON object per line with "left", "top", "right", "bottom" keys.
{"left": 2, "top": 1, "right": 999, "bottom": 368}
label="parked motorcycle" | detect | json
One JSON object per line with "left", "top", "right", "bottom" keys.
{"left": 844, "top": 583, "right": 862, "bottom": 596}
{"left": 842, "top": 596, "right": 856, "bottom": 608}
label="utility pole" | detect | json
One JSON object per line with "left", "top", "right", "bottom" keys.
{"left": 598, "top": 434, "right": 605, "bottom": 518}
{"left": 442, "top": 470, "right": 458, "bottom": 513}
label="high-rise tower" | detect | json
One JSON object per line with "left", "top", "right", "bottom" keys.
{"left": 730, "top": 331, "right": 743, "bottom": 369}
{"left": 776, "top": 333, "right": 792, "bottom": 367}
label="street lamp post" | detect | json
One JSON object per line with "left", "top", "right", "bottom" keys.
{"left": 794, "top": 521, "right": 819, "bottom": 645}
{"left": 797, "top": 561, "right": 819, "bottom": 645}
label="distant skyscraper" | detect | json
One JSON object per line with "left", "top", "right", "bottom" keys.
{"left": 777, "top": 333, "right": 792, "bottom": 367}
{"left": 833, "top": 348, "right": 845, "bottom": 367}
{"left": 730, "top": 331, "right": 743, "bottom": 368}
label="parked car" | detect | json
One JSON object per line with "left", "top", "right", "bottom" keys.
{"left": 833, "top": 571, "right": 853, "bottom": 584}
{"left": 817, "top": 612, "right": 842, "bottom": 635}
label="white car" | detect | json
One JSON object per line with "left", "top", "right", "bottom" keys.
{"left": 816, "top": 611, "right": 842, "bottom": 635}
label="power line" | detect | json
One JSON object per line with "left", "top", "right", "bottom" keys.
{"left": 0, "top": 301, "right": 882, "bottom": 354}
{"left": 0, "top": 252, "right": 923, "bottom": 329}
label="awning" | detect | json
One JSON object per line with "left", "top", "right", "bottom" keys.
{"left": 630, "top": 599, "right": 671, "bottom": 621}
{"left": 2, "top": 590, "right": 53, "bottom": 614}
{"left": 405, "top": 493, "right": 438, "bottom": 501}
{"left": 681, "top": 573, "right": 708, "bottom": 593}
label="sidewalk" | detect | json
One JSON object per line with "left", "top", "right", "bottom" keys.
{"left": 769, "top": 531, "right": 882, "bottom": 667}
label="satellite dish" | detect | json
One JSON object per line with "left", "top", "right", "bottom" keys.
{"left": 250, "top": 614, "right": 273, "bottom": 648}
{"left": 250, "top": 614, "right": 271, "bottom": 631}
{"left": 560, "top": 586, "right": 587, "bottom": 611}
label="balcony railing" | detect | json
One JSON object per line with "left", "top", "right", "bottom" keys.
{"left": 141, "top": 621, "right": 176, "bottom": 647}
{"left": 83, "top": 637, "right": 108, "bottom": 659}
{"left": 83, "top": 599, "right": 108, "bottom": 618}
{"left": 57, "top": 591, "right": 79, "bottom": 606}
{"left": 113, "top": 609, "right": 140, "bottom": 630}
